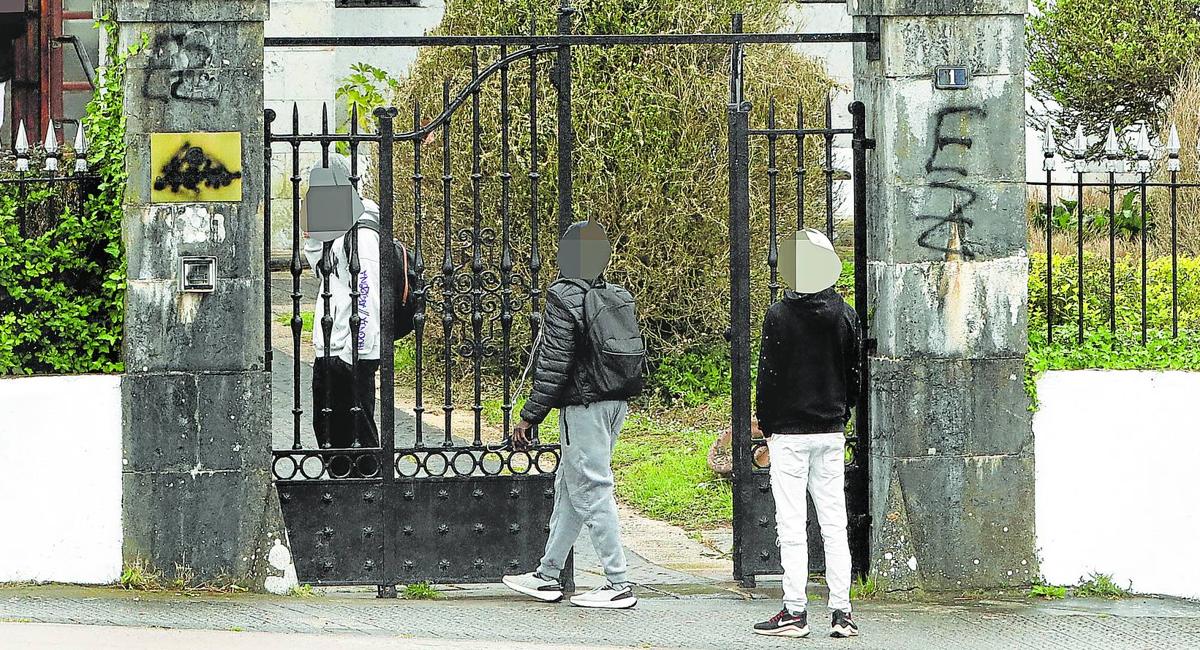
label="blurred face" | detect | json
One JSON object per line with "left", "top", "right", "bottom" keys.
{"left": 557, "top": 220, "right": 612, "bottom": 282}
{"left": 778, "top": 228, "right": 841, "bottom": 293}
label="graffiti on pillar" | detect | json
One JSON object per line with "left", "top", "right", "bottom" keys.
{"left": 142, "top": 30, "right": 222, "bottom": 105}
{"left": 918, "top": 106, "right": 987, "bottom": 260}
{"left": 150, "top": 132, "right": 243, "bottom": 203}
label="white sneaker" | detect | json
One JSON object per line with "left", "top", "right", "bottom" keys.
{"left": 502, "top": 572, "right": 564, "bottom": 602}
{"left": 569, "top": 583, "right": 637, "bottom": 609}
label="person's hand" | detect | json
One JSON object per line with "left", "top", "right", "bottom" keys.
{"left": 511, "top": 419, "right": 534, "bottom": 451}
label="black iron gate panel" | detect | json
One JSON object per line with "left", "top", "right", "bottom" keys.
{"left": 263, "top": 0, "right": 878, "bottom": 593}
{"left": 267, "top": 38, "right": 566, "bottom": 591}
{"left": 727, "top": 33, "right": 874, "bottom": 586}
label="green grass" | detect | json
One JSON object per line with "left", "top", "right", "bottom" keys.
{"left": 118, "top": 558, "right": 162, "bottom": 591}
{"left": 482, "top": 398, "right": 732, "bottom": 528}
{"left": 277, "top": 310, "right": 315, "bottom": 334}
{"left": 289, "top": 583, "right": 317, "bottom": 598}
{"left": 401, "top": 581, "right": 441, "bottom": 600}
{"left": 612, "top": 412, "right": 731, "bottom": 530}
{"left": 1074, "top": 572, "right": 1130, "bottom": 599}
{"left": 1028, "top": 583, "right": 1067, "bottom": 600}
{"left": 850, "top": 574, "right": 882, "bottom": 600}
{"left": 482, "top": 397, "right": 559, "bottom": 443}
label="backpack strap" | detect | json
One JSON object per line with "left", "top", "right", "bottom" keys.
{"left": 343, "top": 219, "right": 381, "bottom": 261}
{"left": 345, "top": 220, "right": 412, "bottom": 304}
{"left": 397, "top": 241, "right": 410, "bottom": 304}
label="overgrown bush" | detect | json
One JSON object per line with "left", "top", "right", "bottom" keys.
{"left": 382, "top": 0, "right": 836, "bottom": 384}
{"left": 1163, "top": 62, "right": 1200, "bottom": 254}
{"left": 1028, "top": 252, "right": 1200, "bottom": 338}
{"left": 1025, "top": 252, "right": 1200, "bottom": 407}
{"left": 0, "top": 20, "right": 130, "bottom": 374}
{"left": 1028, "top": 0, "right": 1200, "bottom": 141}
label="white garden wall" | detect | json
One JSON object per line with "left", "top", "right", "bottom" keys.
{"left": 0, "top": 375, "right": 123, "bottom": 584}
{"left": 1034, "top": 370, "right": 1200, "bottom": 600}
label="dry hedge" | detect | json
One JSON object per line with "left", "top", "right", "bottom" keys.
{"left": 386, "top": 0, "right": 838, "bottom": 384}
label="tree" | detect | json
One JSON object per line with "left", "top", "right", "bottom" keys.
{"left": 1027, "top": 0, "right": 1200, "bottom": 141}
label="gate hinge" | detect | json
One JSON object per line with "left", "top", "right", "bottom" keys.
{"left": 865, "top": 16, "right": 881, "bottom": 62}
{"left": 852, "top": 137, "right": 876, "bottom": 151}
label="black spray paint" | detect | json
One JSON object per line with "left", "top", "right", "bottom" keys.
{"left": 918, "top": 106, "right": 987, "bottom": 259}
{"left": 154, "top": 143, "right": 242, "bottom": 196}
{"left": 142, "top": 30, "right": 221, "bottom": 105}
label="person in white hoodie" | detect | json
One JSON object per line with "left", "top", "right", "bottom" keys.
{"left": 302, "top": 154, "right": 381, "bottom": 477}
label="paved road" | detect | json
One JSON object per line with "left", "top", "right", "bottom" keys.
{"left": 2, "top": 585, "right": 1199, "bottom": 650}
{"left": 1, "top": 622, "right": 616, "bottom": 650}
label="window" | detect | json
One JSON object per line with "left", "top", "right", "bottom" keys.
{"left": 2, "top": 1, "right": 98, "bottom": 147}
{"left": 50, "top": 0, "right": 99, "bottom": 135}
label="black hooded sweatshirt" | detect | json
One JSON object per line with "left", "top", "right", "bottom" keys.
{"left": 755, "top": 287, "right": 861, "bottom": 435}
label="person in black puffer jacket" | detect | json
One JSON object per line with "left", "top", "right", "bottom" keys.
{"left": 503, "top": 221, "right": 640, "bottom": 611}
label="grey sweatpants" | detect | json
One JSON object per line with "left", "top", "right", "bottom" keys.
{"left": 537, "top": 400, "right": 630, "bottom": 587}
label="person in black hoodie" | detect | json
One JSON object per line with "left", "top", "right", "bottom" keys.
{"left": 752, "top": 229, "right": 861, "bottom": 640}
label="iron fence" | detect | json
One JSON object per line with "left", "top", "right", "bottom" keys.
{"left": 1031, "top": 123, "right": 1200, "bottom": 345}
{"left": 0, "top": 120, "right": 97, "bottom": 239}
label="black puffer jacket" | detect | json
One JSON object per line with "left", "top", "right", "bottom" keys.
{"left": 519, "top": 280, "right": 588, "bottom": 425}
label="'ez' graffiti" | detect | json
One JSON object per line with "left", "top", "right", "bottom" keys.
{"left": 154, "top": 144, "right": 242, "bottom": 196}
{"left": 917, "top": 106, "right": 987, "bottom": 260}
{"left": 142, "top": 30, "right": 221, "bottom": 105}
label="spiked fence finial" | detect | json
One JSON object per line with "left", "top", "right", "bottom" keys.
{"left": 14, "top": 120, "right": 28, "bottom": 172}
{"left": 1042, "top": 123, "right": 1056, "bottom": 171}
{"left": 74, "top": 125, "right": 88, "bottom": 173}
{"left": 1136, "top": 124, "right": 1152, "bottom": 174}
{"left": 1168, "top": 124, "right": 1182, "bottom": 172}
{"left": 1104, "top": 123, "right": 1120, "bottom": 157}
{"left": 43, "top": 122, "right": 59, "bottom": 172}
{"left": 1072, "top": 125, "right": 1088, "bottom": 159}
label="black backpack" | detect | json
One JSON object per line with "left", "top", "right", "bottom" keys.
{"left": 560, "top": 278, "right": 647, "bottom": 401}
{"left": 344, "top": 220, "right": 419, "bottom": 338}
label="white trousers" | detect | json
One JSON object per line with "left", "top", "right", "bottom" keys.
{"left": 767, "top": 432, "right": 852, "bottom": 613}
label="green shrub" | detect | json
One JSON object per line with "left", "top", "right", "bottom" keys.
{"left": 1027, "top": 0, "right": 1200, "bottom": 139}
{"left": 1028, "top": 190, "right": 1153, "bottom": 241}
{"left": 1074, "top": 572, "right": 1131, "bottom": 599}
{"left": 1028, "top": 253, "right": 1200, "bottom": 337}
{"left": 1025, "top": 253, "right": 1200, "bottom": 407}
{"left": 0, "top": 19, "right": 131, "bottom": 374}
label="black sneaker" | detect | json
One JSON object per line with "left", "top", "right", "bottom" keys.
{"left": 753, "top": 609, "right": 810, "bottom": 638}
{"left": 830, "top": 609, "right": 859, "bottom": 638}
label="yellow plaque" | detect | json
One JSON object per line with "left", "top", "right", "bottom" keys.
{"left": 150, "top": 132, "right": 243, "bottom": 203}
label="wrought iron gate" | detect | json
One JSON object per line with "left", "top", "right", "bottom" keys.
{"left": 264, "top": 1, "right": 876, "bottom": 595}
{"left": 726, "top": 43, "right": 874, "bottom": 585}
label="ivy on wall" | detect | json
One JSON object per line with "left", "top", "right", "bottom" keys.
{"left": 0, "top": 20, "right": 135, "bottom": 375}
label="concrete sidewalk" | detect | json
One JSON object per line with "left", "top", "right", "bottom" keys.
{"left": 2, "top": 584, "right": 1198, "bottom": 649}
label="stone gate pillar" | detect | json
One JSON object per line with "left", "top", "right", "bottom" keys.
{"left": 850, "top": 0, "right": 1036, "bottom": 590}
{"left": 117, "top": 0, "right": 276, "bottom": 586}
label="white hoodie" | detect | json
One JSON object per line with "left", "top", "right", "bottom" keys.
{"left": 303, "top": 198, "right": 381, "bottom": 364}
